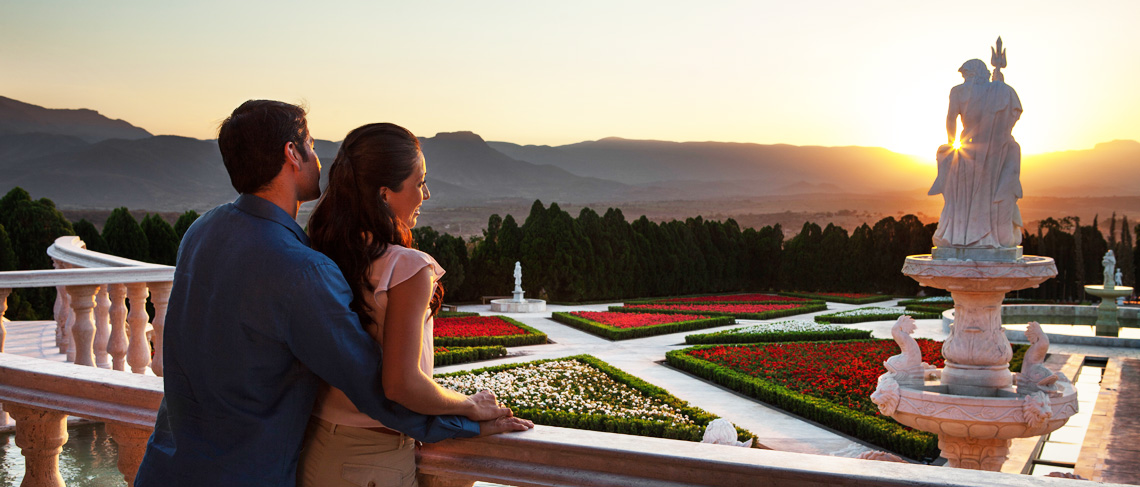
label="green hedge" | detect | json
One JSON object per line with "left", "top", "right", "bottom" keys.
{"left": 433, "top": 345, "right": 508, "bottom": 367}
{"left": 434, "top": 315, "right": 548, "bottom": 347}
{"left": 435, "top": 354, "right": 754, "bottom": 443}
{"left": 685, "top": 326, "right": 871, "bottom": 345}
{"left": 437, "top": 311, "right": 480, "bottom": 318}
{"left": 625, "top": 294, "right": 823, "bottom": 306}
{"left": 903, "top": 304, "right": 953, "bottom": 314}
{"left": 814, "top": 309, "right": 942, "bottom": 324}
{"left": 778, "top": 292, "right": 892, "bottom": 305}
{"left": 666, "top": 344, "right": 938, "bottom": 460}
{"left": 551, "top": 312, "right": 734, "bottom": 341}
{"left": 608, "top": 302, "right": 827, "bottom": 320}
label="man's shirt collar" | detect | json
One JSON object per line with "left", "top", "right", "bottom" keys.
{"left": 233, "top": 194, "right": 310, "bottom": 247}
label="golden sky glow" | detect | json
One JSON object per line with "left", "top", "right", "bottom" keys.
{"left": 2, "top": 1, "right": 1138, "bottom": 158}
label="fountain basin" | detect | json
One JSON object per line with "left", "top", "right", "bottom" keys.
{"left": 890, "top": 381, "right": 1078, "bottom": 440}
{"left": 1084, "top": 285, "right": 1134, "bottom": 301}
{"left": 490, "top": 298, "right": 546, "bottom": 313}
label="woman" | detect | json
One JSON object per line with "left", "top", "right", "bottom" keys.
{"left": 300, "top": 123, "right": 532, "bottom": 487}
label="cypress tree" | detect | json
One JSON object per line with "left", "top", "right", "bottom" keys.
{"left": 72, "top": 219, "right": 109, "bottom": 254}
{"left": 141, "top": 214, "right": 180, "bottom": 265}
{"left": 174, "top": 210, "right": 200, "bottom": 240}
{"left": 102, "top": 208, "right": 150, "bottom": 262}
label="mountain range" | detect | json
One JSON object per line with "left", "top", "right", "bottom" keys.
{"left": 1, "top": 96, "right": 1137, "bottom": 215}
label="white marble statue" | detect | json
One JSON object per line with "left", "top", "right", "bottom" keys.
{"left": 700, "top": 418, "right": 753, "bottom": 448}
{"left": 1016, "top": 321, "right": 1063, "bottom": 396}
{"left": 930, "top": 38, "right": 1024, "bottom": 249}
{"left": 512, "top": 261, "right": 524, "bottom": 300}
{"left": 1117, "top": 268, "right": 1124, "bottom": 287}
{"left": 882, "top": 315, "right": 934, "bottom": 386}
{"left": 1103, "top": 250, "right": 1116, "bottom": 290}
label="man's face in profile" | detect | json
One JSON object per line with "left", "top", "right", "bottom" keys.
{"left": 298, "top": 134, "right": 322, "bottom": 202}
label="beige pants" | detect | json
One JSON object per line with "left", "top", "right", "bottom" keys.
{"left": 297, "top": 418, "right": 418, "bottom": 487}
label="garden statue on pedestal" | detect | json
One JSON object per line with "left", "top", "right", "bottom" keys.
{"left": 1103, "top": 250, "right": 1116, "bottom": 290}
{"left": 1016, "top": 322, "right": 1064, "bottom": 396}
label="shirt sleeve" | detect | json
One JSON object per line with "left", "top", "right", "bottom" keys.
{"left": 373, "top": 247, "right": 446, "bottom": 294}
{"left": 283, "top": 260, "right": 479, "bottom": 442}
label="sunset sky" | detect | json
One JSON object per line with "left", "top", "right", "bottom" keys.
{"left": 2, "top": 1, "right": 1138, "bottom": 158}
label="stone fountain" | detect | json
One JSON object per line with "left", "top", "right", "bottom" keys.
{"left": 871, "top": 38, "right": 1078, "bottom": 471}
{"left": 490, "top": 261, "right": 546, "bottom": 313}
{"left": 1083, "top": 250, "right": 1134, "bottom": 336}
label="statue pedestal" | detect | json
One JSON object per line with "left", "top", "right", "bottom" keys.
{"left": 1083, "top": 285, "right": 1134, "bottom": 337}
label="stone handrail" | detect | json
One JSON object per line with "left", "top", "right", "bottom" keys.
{"left": 0, "top": 353, "right": 1104, "bottom": 487}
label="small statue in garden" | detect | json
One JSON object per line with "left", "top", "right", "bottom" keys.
{"left": 1103, "top": 250, "right": 1116, "bottom": 290}
{"left": 1017, "top": 321, "right": 1064, "bottom": 396}
{"left": 700, "top": 418, "right": 754, "bottom": 448}
{"left": 512, "top": 261, "right": 525, "bottom": 302}
{"left": 883, "top": 315, "right": 932, "bottom": 386}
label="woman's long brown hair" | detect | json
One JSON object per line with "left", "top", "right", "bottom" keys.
{"left": 308, "top": 123, "right": 443, "bottom": 324}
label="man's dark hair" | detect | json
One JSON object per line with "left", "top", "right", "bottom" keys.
{"left": 218, "top": 100, "right": 310, "bottom": 194}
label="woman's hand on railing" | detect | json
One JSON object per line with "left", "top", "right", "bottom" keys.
{"left": 466, "top": 389, "right": 513, "bottom": 421}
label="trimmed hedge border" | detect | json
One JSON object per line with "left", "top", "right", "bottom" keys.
{"left": 608, "top": 302, "right": 828, "bottom": 320}
{"left": 433, "top": 345, "right": 508, "bottom": 367}
{"left": 437, "top": 311, "right": 480, "bottom": 318}
{"left": 685, "top": 326, "right": 871, "bottom": 345}
{"left": 625, "top": 295, "right": 824, "bottom": 306}
{"left": 814, "top": 309, "right": 942, "bottom": 324}
{"left": 903, "top": 304, "right": 953, "bottom": 314}
{"left": 550, "top": 312, "right": 735, "bottom": 341}
{"left": 434, "top": 315, "right": 548, "bottom": 347}
{"left": 778, "top": 292, "right": 892, "bottom": 305}
{"left": 666, "top": 342, "right": 937, "bottom": 460}
{"left": 435, "top": 354, "right": 754, "bottom": 443}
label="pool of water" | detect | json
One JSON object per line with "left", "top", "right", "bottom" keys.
{"left": 1002, "top": 314, "right": 1140, "bottom": 339}
{"left": 0, "top": 422, "right": 124, "bottom": 487}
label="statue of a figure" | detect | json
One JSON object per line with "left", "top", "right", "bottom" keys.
{"left": 930, "top": 39, "right": 1024, "bottom": 249}
{"left": 1117, "top": 268, "right": 1124, "bottom": 287}
{"left": 1103, "top": 250, "right": 1116, "bottom": 290}
{"left": 512, "top": 261, "right": 524, "bottom": 296}
{"left": 882, "top": 315, "right": 935, "bottom": 386}
{"left": 1017, "top": 321, "right": 1063, "bottom": 396}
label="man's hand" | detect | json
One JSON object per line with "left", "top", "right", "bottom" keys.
{"left": 478, "top": 415, "right": 535, "bottom": 437}
{"left": 466, "top": 390, "right": 512, "bottom": 421}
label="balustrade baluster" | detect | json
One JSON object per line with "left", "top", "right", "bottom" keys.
{"left": 108, "top": 284, "right": 129, "bottom": 371}
{"left": 126, "top": 283, "right": 151, "bottom": 374}
{"left": 148, "top": 281, "right": 172, "bottom": 377}
{"left": 6, "top": 404, "right": 68, "bottom": 487}
{"left": 0, "top": 287, "right": 10, "bottom": 353}
{"left": 105, "top": 422, "right": 151, "bottom": 486}
{"left": 94, "top": 285, "right": 112, "bottom": 368}
{"left": 66, "top": 284, "right": 100, "bottom": 367}
{"left": 52, "top": 259, "right": 67, "bottom": 354}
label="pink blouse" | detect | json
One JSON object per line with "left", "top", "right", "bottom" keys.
{"left": 311, "top": 245, "right": 445, "bottom": 428}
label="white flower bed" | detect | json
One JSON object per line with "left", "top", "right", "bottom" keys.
{"left": 909, "top": 296, "right": 953, "bottom": 303}
{"left": 826, "top": 307, "right": 908, "bottom": 318}
{"left": 721, "top": 320, "right": 848, "bottom": 335}
{"left": 435, "top": 360, "right": 694, "bottom": 424}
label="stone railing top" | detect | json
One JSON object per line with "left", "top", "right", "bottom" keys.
{"left": 0, "top": 267, "right": 174, "bottom": 289}
{"left": 48, "top": 235, "right": 162, "bottom": 269}
{"left": 0, "top": 353, "right": 163, "bottom": 429}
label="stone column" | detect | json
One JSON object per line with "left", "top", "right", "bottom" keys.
{"left": 147, "top": 281, "right": 172, "bottom": 377}
{"left": 107, "top": 284, "right": 129, "bottom": 371}
{"left": 938, "top": 436, "right": 1011, "bottom": 471}
{"left": 0, "top": 287, "right": 10, "bottom": 353}
{"left": 126, "top": 283, "right": 152, "bottom": 374}
{"left": 6, "top": 404, "right": 68, "bottom": 487}
{"left": 94, "top": 285, "right": 112, "bottom": 368}
{"left": 106, "top": 422, "right": 152, "bottom": 486}
{"left": 66, "top": 284, "right": 101, "bottom": 367}
{"left": 941, "top": 291, "right": 1014, "bottom": 390}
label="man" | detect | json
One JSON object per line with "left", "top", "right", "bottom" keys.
{"left": 135, "top": 101, "right": 485, "bottom": 486}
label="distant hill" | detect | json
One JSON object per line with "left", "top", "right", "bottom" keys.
{"left": 0, "top": 96, "right": 151, "bottom": 142}
{"left": 1021, "top": 140, "right": 1140, "bottom": 197}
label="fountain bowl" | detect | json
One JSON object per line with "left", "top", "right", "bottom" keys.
{"left": 490, "top": 298, "right": 546, "bottom": 313}
{"left": 890, "top": 381, "right": 1078, "bottom": 440}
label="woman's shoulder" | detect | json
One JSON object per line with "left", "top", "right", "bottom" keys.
{"left": 370, "top": 245, "right": 445, "bottom": 291}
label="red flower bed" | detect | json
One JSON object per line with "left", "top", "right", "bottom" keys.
{"left": 435, "top": 316, "right": 528, "bottom": 337}
{"left": 658, "top": 294, "right": 811, "bottom": 303}
{"left": 805, "top": 292, "right": 877, "bottom": 299}
{"left": 685, "top": 340, "right": 943, "bottom": 415}
{"left": 627, "top": 303, "right": 799, "bottom": 314}
{"left": 570, "top": 311, "right": 712, "bottom": 329}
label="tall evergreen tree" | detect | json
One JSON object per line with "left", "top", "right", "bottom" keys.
{"left": 141, "top": 214, "right": 180, "bottom": 265}
{"left": 102, "top": 207, "right": 150, "bottom": 262}
{"left": 174, "top": 210, "right": 201, "bottom": 240}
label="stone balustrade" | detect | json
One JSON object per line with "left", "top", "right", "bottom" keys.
{"left": 0, "top": 353, "right": 1098, "bottom": 487}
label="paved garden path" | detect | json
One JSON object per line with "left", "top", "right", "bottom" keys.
{"left": 438, "top": 299, "right": 951, "bottom": 457}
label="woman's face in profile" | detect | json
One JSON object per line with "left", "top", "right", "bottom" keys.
{"left": 384, "top": 153, "right": 430, "bottom": 229}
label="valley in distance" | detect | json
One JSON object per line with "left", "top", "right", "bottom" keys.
{"left": 3, "top": 95, "right": 1138, "bottom": 238}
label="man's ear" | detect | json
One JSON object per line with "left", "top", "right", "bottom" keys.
{"left": 283, "top": 142, "right": 303, "bottom": 171}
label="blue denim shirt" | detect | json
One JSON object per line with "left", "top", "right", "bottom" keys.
{"left": 135, "top": 195, "right": 479, "bottom": 487}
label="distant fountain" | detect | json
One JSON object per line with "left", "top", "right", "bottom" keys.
{"left": 872, "top": 38, "right": 1077, "bottom": 471}
{"left": 490, "top": 262, "right": 546, "bottom": 313}
{"left": 1083, "top": 250, "right": 1134, "bottom": 336}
